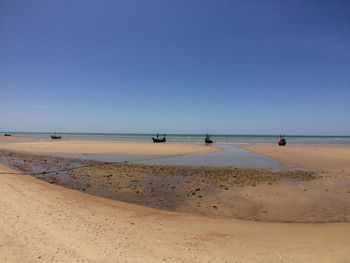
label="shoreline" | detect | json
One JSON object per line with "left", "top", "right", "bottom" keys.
{"left": 1, "top": 163, "right": 350, "bottom": 262}
{"left": 1, "top": 139, "right": 350, "bottom": 261}
{"left": 2, "top": 149, "right": 350, "bottom": 224}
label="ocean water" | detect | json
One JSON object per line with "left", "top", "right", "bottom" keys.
{"left": 2, "top": 132, "right": 350, "bottom": 145}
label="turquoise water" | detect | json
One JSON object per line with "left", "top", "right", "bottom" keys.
{"left": 2, "top": 132, "right": 350, "bottom": 145}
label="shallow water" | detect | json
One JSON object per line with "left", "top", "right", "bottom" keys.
{"left": 50, "top": 144, "right": 282, "bottom": 169}
{"left": 3, "top": 132, "right": 350, "bottom": 145}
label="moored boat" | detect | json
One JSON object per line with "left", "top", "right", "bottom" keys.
{"left": 4, "top": 133, "right": 11, "bottom": 136}
{"left": 278, "top": 134, "right": 287, "bottom": 146}
{"left": 152, "top": 133, "right": 166, "bottom": 143}
{"left": 204, "top": 134, "right": 213, "bottom": 144}
{"left": 51, "top": 133, "right": 62, "bottom": 139}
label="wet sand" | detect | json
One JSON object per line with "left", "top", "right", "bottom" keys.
{"left": 244, "top": 144, "right": 350, "bottom": 172}
{"left": 0, "top": 139, "right": 220, "bottom": 156}
{"left": 2, "top": 149, "right": 350, "bottom": 223}
{"left": 1, "top": 163, "right": 350, "bottom": 263}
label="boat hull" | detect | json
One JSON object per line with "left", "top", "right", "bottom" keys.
{"left": 152, "top": 137, "right": 166, "bottom": 143}
{"left": 205, "top": 139, "right": 213, "bottom": 144}
{"left": 278, "top": 139, "right": 287, "bottom": 146}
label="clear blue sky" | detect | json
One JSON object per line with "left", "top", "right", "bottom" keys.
{"left": 1, "top": 0, "right": 349, "bottom": 135}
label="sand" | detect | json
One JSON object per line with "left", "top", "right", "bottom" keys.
{"left": 0, "top": 139, "right": 219, "bottom": 156}
{"left": 2, "top": 142, "right": 350, "bottom": 261}
{"left": 244, "top": 144, "right": 350, "bottom": 172}
{"left": 1, "top": 163, "right": 350, "bottom": 263}
{"left": 5, "top": 149, "right": 337, "bottom": 223}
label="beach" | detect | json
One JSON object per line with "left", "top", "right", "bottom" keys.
{"left": 1, "top": 164, "right": 350, "bottom": 263}
{"left": 1, "top": 138, "right": 350, "bottom": 262}
{"left": 3, "top": 0, "right": 349, "bottom": 261}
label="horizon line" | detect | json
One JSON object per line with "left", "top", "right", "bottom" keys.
{"left": 1, "top": 131, "right": 350, "bottom": 137}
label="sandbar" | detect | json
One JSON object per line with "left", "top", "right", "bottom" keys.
{"left": 0, "top": 139, "right": 220, "bottom": 156}
{"left": 244, "top": 144, "right": 350, "bottom": 172}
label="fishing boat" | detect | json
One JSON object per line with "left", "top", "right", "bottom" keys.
{"left": 204, "top": 134, "right": 213, "bottom": 144}
{"left": 278, "top": 134, "right": 287, "bottom": 146}
{"left": 51, "top": 133, "right": 62, "bottom": 139}
{"left": 152, "top": 133, "right": 166, "bottom": 143}
{"left": 4, "top": 133, "right": 11, "bottom": 136}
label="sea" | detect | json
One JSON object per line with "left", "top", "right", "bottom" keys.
{"left": 2, "top": 132, "right": 350, "bottom": 145}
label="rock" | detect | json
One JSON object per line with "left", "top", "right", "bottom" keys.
{"left": 212, "top": 205, "right": 218, "bottom": 209}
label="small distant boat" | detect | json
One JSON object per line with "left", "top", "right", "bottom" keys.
{"left": 4, "top": 133, "right": 11, "bottom": 136}
{"left": 278, "top": 134, "right": 287, "bottom": 146}
{"left": 51, "top": 133, "right": 62, "bottom": 139}
{"left": 152, "top": 133, "right": 166, "bottom": 143}
{"left": 204, "top": 134, "right": 213, "bottom": 144}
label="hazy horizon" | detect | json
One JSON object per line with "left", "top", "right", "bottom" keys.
{"left": 2, "top": 131, "right": 350, "bottom": 137}
{"left": 1, "top": 1, "right": 349, "bottom": 135}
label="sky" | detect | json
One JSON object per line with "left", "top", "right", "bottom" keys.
{"left": 0, "top": 0, "right": 349, "bottom": 135}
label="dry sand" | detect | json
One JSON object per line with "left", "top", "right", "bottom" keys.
{"left": 244, "top": 144, "right": 350, "bottom": 172}
{"left": 0, "top": 139, "right": 219, "bottom": 156}
{"left": 1, "top": 164, "right": 350, "bottom": 263}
